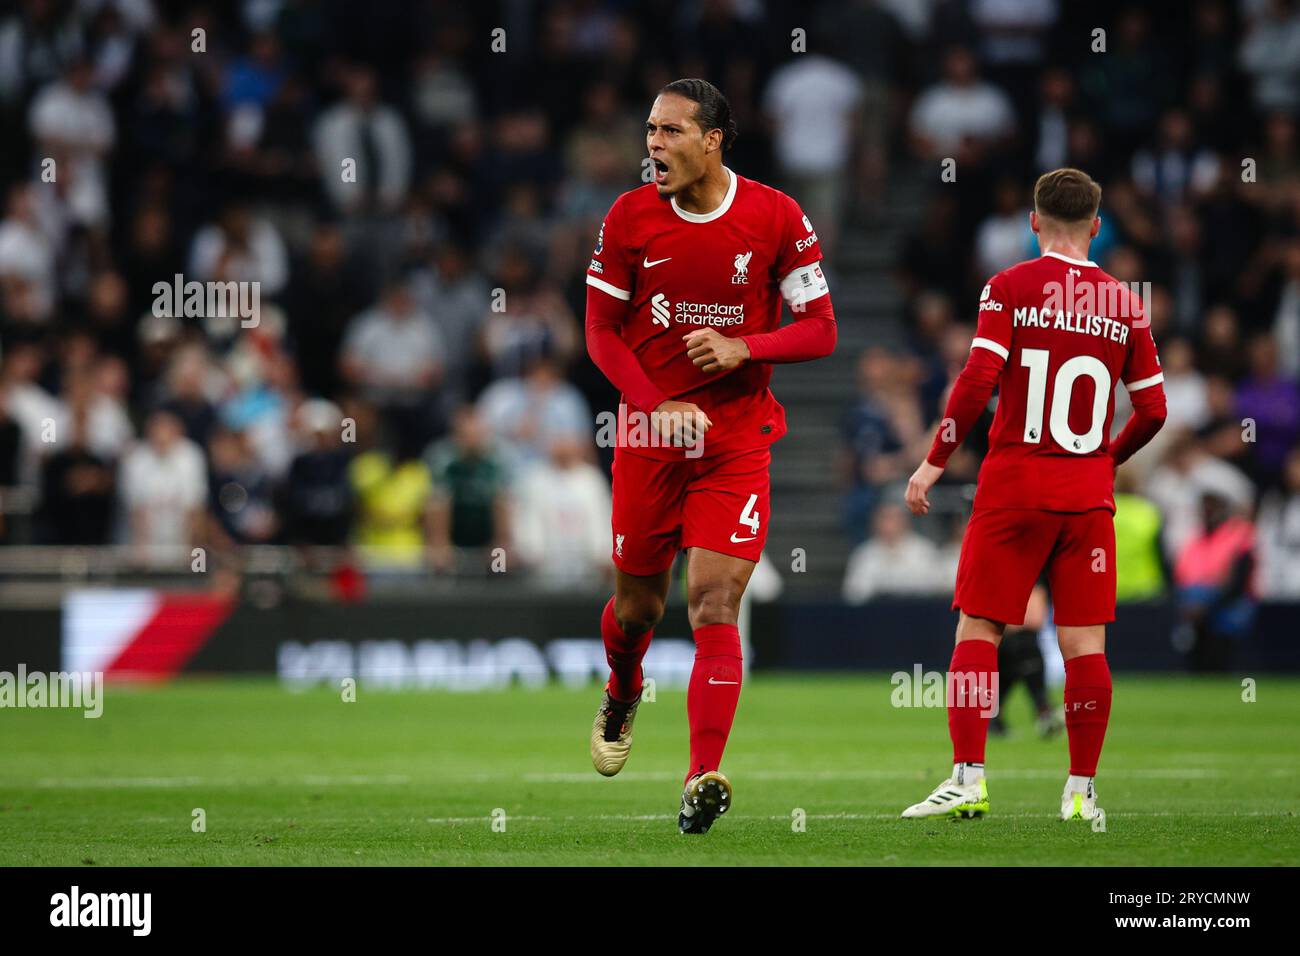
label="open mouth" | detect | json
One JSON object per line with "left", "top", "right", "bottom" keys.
{"left": 652, "top": 158, "right": 669, "bottom": 185}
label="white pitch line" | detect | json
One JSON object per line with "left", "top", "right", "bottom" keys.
{"left": 519, "top": 767, "right": 1292, "bottom": 783}
{"left": 24, "top": 774, "right": 412, "bottom": 789}
{"left": 46, "top": 809, "right": 1294, "bottom": 826}
{"left": 425, "top": 815, "right": 552, "bottom": 824}
{"left": 419, "top": 810, "right": 1293, "bottom": 824}
{"left": 30, "top": 776, "right": 207, "bottom": 788}
{"left": 10, "top": 766, "right": 1296, "bottom": 791}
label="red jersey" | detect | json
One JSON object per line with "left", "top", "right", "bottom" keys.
{"left": 940, "top": 251, "right": 1164, "bottom": 513}
{"left": 585, "top": 167, "right": 827, "bottom": 460}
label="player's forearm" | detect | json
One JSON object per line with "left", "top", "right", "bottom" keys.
{"left": 1109, "top": 386, "right": 1167, "bottom": 466}
{"left": 585, "top": 287, "right": 670, "bottom": 413}
{"left": 925, "top": 349, "right": 1002, "bottom": 468}
{"left": 1108, "top": 410, "right": 1165, "bottom": 466}
{"left": 742, "top": 297, "right": 837, "bottom": 363}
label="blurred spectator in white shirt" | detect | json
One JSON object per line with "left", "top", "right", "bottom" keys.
{"left": 0, "top": 341, "right": 65, "bottom": 490}
{"left": 412, "top": 242, "right": 489, "bottom": 404}
{"left": 974, "top": 177, "right": 1032, "bottom": 279}
{"left": 341, "top": 277, "right": 446, "bottom": 410}
{"left": 28, "top": 57, "right": 115, "bottom": 228}
{"left": 1273, "top": 239, "right": 1300, "bottom": 379}
{"left": 843, "top": 502, "right": 948, "bottom": 604}
{"left": 909, "top": 46, "right": 1015, "bottom": 159}
{"left": 0, "top": 183, "right": 57, "bottom": 322}
{"left": 188, "top": 200, "right": 289, "bottom": 311}
{"left": 313, "top": 65, "right": 412, "bottom": 215}
{"left": 120, "top": 409, "right": 207, "bottom": 563}
{"left": 1157, "top": 337, "right": 1210, "bottom": 432}
{"left": 477, "top": 352, "right": 591, "bottom": 478}
{"left": 1112, "top": 336, "right": 1209, "bottom": 478}
{"left": 1130, "top": 109, "right": 1220, "bottom": 208}
{"left": 1144, "top": 431, "right": 1255, "bottom": 561}
{"left": 1034, "top": 68, "right": 1075, "bottom": 172}
{"left": 512, "top": 433, "right": 610, "bottom": 588}
{"left": 62, "top": 353, "right": 133, "bottom": 461}
{"left": 1256, "top": 448, "right": 1300, "bottom": 598}
{"left": 970, "top": 0, "right": 1059, "bottom": 70}
{"left": 1239, "top": 0, "right": 1300, "bottom": 113}
{"left": 762, "top": 53, "right": 862, "bottom": 255}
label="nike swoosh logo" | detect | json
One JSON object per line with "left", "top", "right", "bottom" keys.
{"left": 729, "top": 533, "right": 757, "bottom": 543}
{"left": 643, "top": 257, "right": 672, "bottom": 268}
{"left": 708, "top": 678, "right": 738, "bottom": 685}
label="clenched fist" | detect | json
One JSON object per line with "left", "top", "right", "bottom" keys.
{"left": 684, "top": 328, "right": 750, "bottom": 373}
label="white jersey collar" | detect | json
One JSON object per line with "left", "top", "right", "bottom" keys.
{"left": 671, "top": 166, "right": 737, "bottom": 223}
{"left": 1043, "top": 250, "right": 1098, "bottom": 268}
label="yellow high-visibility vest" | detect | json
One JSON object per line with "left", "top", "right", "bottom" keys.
{"left": 1114, "top": 493, "right": 1165, "bottom": 602}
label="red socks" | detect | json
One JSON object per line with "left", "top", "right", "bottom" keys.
{"left": 604, "top": 598, "right": 744, "bottom": 782}
{"left": 948, "top": 639, "right": 999, "bottom": 765}
{"left": 1064, "top": 653, "right": 1112, "bottom": 777}
{"left": 686, "top": 623, "right": 743, "bottom": 783}
{"left": 944, "top": 640, "right": 1111, "bottom": 781}
{"left": 601, "top": 596, "right": 652, "bottom": 703}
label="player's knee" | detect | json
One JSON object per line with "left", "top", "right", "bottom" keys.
{"left": 687, "top": 584, "right": 741, "bottom": 628}
{"left": 614, "top": 595, "right": 664, "bottom": 637}
{"left": 955, "top": 612, "right": 1004, "bottom": 645}
{"left": 1058, "top": 625, "right": 1105, "bottom": 660}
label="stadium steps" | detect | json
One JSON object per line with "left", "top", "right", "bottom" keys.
{"left": 764, "top": 165, "right": 932, "bottom": 595}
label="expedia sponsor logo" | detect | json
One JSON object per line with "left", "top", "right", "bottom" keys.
{"left": 649, "top": 294, "right": 744, "bottom": 328}
{"left": 796, "top": 214, "right": 819, "bottom": 252}
{"left": 979, "top": 299, "right": 1003, "bottom": 312}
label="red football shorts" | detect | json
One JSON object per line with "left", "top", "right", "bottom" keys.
{"left": 609, "top": 446, "right": 771, "bottom": 575}
{"left": 954, "top": 507, "right": 1116, "bottom": 626}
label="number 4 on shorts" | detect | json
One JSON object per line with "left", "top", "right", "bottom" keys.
{"left": 739, "top": 493, "right": 760, "bottom": 534}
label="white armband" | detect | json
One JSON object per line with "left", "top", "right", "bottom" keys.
{"left": 779, "top": 261, "right": 830, "bottom": 307}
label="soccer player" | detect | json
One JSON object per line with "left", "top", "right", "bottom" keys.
{"left": 900, "top": 168, "right": 1167, "bottom": 822}
{"left": 584, "top": 79, "right": 836, "bottom": 833}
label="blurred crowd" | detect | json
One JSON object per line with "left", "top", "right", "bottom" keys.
{"left": 0, "top": 0, "right": 1296, "bottom": 614}
{"left": 837, "top": 0, "right": 1300, "bottom": 644}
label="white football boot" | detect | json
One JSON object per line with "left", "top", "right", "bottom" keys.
{"left": 1061, "top": 777, "right": 1100, "bottom": 821}
{"left": 901, "top": 771, "right": 990, "bottom": 819}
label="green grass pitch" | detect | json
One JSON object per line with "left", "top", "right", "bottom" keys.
{"left": 1, "top": 674, "right": 1296, "bottom": 865}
